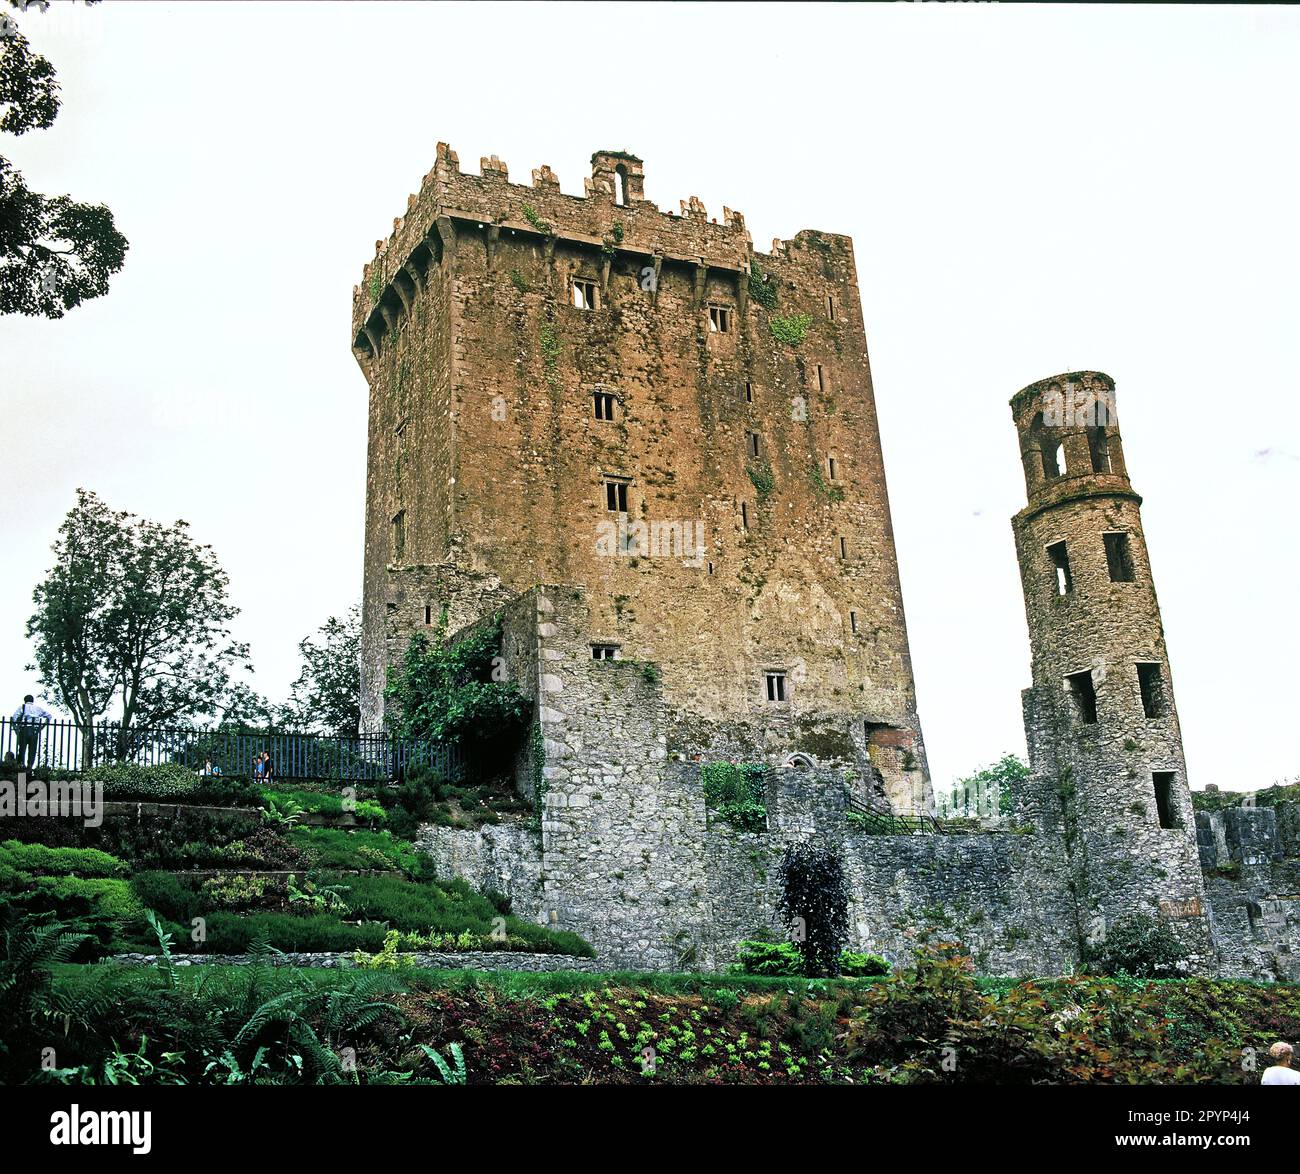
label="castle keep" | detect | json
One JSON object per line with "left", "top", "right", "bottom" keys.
{"left": 353, "top": 146, "right": 1299, "bottom": 978}
{"left": 353, "top": 144, "right": 930, "bottom": 813}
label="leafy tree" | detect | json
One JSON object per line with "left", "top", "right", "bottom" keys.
{"left": 286, "top": 606, "right": 361, "bottom": 737}
{"left": 778, "top": 842, "right": 849, "bottom": 978}
{"left": 1, "top": 2, "right": 127, "bottom": 316}
{"left": 26, "top": 489, "right": 251, "bottom": 762}
{"left": 941, "top": 753, "right": 1029, "bottom": 819}
{"left": 384, "top": 613, "right": 529, "bottom": 770}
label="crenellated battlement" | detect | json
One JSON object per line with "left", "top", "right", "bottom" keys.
{"left": 350, "top": 142, "right": 851, "bottom": 361}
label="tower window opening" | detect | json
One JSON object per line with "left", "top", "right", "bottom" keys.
{"left": 745, "top": 382, "right": 753, "bottom": 403}
{"left": 1088, "top": 427, "right": 1112, "bottom": 474}
{"left": 1103, "top": 532, "right": 1136, "bottom": 582}
{"left": 827, "top": 456, "right": 838, "bottom": 481}
{"left": 391, "top": 510, "right": 406, "bottom": 560}
{"left": 614, "top": 165, "right": 628, "bottom": 207}
{"left": 593, "top": 391, "right": 615, "bottom": 421}
{"left": 424, "top": 605, "right": 432, "bottom": 626}
{"left": 747, "top": 431, "right": 761, "bottom": 458}
{"left": 1153, "top": 772, "right": 1179, "bottom": 829}
{"left": 604, "top": 480, "right": 628, "bottom": 512}
{"left": 592, "top": 644, "right": 619, "bottom": 661}
{"left": 765, "top": 672, "right": 787, "bottom": 702}
{"left": 1042, "top": 441, "right": 1064, "bottom": 479}
{"left": 741, "top": 502, "right": 749, "bottom": 529}
{"left": 839, "top": 536, "right": 848, "bottom": 560}
{"left": 708, "top": 305, "right": 731, "bottom": 333}
{"left": 1046, "top": 540, "right": 1073, "bottom": 595}
{"left": 572, "top": 277, "right": 598, "bottom": 310}
{"left": 1065, "top": 669, "right": 1098, "bottom": 724}
{"left": 816, "top": 365, "right": 826, "bottom": 393}
{"left": 826, "top": 295, "right": 836, "bottom": 321}
{"left": 849, "top": 610, "right": 858, "bottom": 633}
{"left": 1137, "top": 662, "right": 1166, "bottom": 718}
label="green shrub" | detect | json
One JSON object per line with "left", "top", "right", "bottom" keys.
{"left": 30, "top": 876, "right": 142, "bottom": 921}
{"left": 1087, "top": 913, "right": 1191, "bottom": 979}
{"left": 732, "top": 939, "right": 803, "bottom": 976}
{"left": 130, "top": 871, "right": 203, "bottom": 923}
{"left": 83, "top": 763, "right": 260, "bottom": 806}
{"left": 84, "top": 762, "right": 201, "bottom": 801}
{"left": 840, "top": 951, "right": 891, "bottom": 977}
{"left": 287, "top": 827, "right": 423, "bottom": 875}
{"left": 0, "top": 840, "right": 126, "bottom": 878}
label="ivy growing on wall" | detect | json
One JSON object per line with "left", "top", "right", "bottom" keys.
{"left": 701, "top": 762, "right": 767, "bottom": 832}
{"left": 747, "top": 459, "right": 775, "bottom": 504}
{"left": 809, "top": 463, "right": 844, "bottom": 503}
{"left": 770, "top": 312, "right": 812, "bottom": 347}
{"left": 521, "top": 202, "right": 549, "bottom": 234}
{"left": 383, "top": 613, "right": 530, "bottom": 773}
{"left": 748, "top": 257, "right": 779, "bottom": 311}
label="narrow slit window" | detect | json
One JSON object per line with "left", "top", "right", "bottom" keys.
{"left": 572, "top": 277, "right": 598, "bottom": 310}
{"left": 424, "top": 605, "right": 432, "bottom": 626}
{"left": 591, "top": 644, "right": 618, "bottom": 661}
{"left": 827, "top": 456, "right": 838, "bottom": 481}
{"left": 1088, "top": 427, "right": 1112, "bottom": 474}
{"left": 614, "top": 165, "right": 628, "bottom": 207}
{"left": 1104, "top": 532, "right": 1135, "bottom": 582}
{"left": 593, "top": 391, "right": 615, "bottom": 421}
{"left": 740, "top": 502, "right": 749, "bottom": 529}
{"left": 1137, "top": 662, "right": 1165, "bottom": 718}
{"left": 391, "top": 510, "right": 406, "bottom": 560}
{"left": 765, "top": 672, "right": 787, "bottom": 702}
{"left": 849, "top": 610, "right": 858, "bottom": 633}
{"left": 839, "top": 536, "right": 848, "bottom": 560}
{"left": 605, "top": 480, "right": 628, "bottom": 512}
{"left": 745, "top": 382, "right": 753, "bottom": 403}
{"left": 746, "top": 432, "right": 761, "bottom": 458}
{"left": 1046, "top": 540, "right": 1073, "bottom": 596}
{"left": 1065, "top": 669, "right": 1098, "bottom": 724}
{"left": 1153, "top": 772, "right": 1179, "bottom": 829}
{"left": 815, "top": 365, "right": 825, "bottom": 393}
{"left": 708, "top": 305, "right": 731, "bottom": 333}
{"left": 826, "top": 295, "right": 836, "bottom": 321}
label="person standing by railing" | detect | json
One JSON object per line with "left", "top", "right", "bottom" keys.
{"left": 11, "top": 695, "right": 53, "bottom": 771}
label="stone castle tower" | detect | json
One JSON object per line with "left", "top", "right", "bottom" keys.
{"left": 352, "top": 144, "right": 932, "bottom": 812}
{"left": 1011, "top": 371, "right": 1212, "bottom": 964}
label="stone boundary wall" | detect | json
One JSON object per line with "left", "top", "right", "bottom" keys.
{"left": 108, "top": 951, "right": 603, "bottom": 972}
{"left": 1198, "top": 804, "right": 1300, "bottom": 981}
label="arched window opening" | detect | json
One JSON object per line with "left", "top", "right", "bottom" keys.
{"left": 614, "top": 165, "right": 628, "bottom": 207}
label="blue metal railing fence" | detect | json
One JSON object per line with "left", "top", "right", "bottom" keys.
{"left": 0, "top": 717, "right": 463, "bottom": 782}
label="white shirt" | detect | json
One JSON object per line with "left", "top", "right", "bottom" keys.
{"left": 1262, "top": 1065, "right": 1300, "bottom": 1085}
{"left": 12, "top": 702, "right": 52, "bottom": 725}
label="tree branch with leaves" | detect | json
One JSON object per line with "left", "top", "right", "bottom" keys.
{"left": 0, "top": 2, "right": 127, "bottom": 317}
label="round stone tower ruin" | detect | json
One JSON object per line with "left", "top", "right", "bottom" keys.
{"left": 1010, "top": 370, "right": 1213, "bottom": 969}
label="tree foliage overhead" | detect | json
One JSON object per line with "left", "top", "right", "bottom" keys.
{"left": 0, "top": 3, "right": 127, "bottom": 317}
{"left": 26, "top": 489, "right": 251, "bottom": 756}
{"left": 286, "top": 605, "right": 361, "bottom": 738}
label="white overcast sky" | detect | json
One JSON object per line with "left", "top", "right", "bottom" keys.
{"left": 1, "top": 1, "right": 1296, "bottom": 793}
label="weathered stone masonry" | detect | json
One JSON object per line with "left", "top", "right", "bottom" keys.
{"left": 352, "top": 146, "right": 1291, "bottom": 977}
{"left": 353, "top": 144, "right": 931, "bottom": 811}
